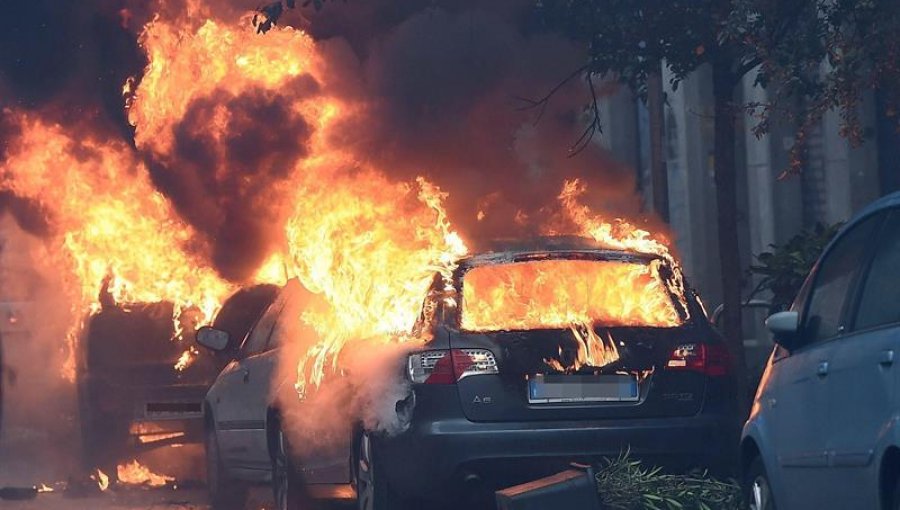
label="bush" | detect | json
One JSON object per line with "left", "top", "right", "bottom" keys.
{"left": 595, "top": 453, "right": 742, "bottom": 510}
{"left": 747, "top": 222, "right": 843, "bottom": 311}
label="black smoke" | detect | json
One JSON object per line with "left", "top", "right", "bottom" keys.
{"left": 1, "top": 0, "right": 643, "bottom": 281}
{"left": 145, "top": 79, "right": 319, "bottom": 281}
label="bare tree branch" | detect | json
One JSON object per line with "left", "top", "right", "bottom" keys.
{"left": 569, "top": 71, "right": 603, "bottom": 156}
{"left": 514, "top": 64, "right": 589, "bottom": 126}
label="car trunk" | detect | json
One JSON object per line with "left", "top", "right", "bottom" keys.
{"left": 450, "top": 324, "right": 707, "bottom": 422}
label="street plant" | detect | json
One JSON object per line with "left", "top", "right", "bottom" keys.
{"left": 596, "top": 452, "right": 742, "bottom": 510}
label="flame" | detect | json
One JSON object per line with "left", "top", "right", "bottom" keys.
{"left": 286, "top": 173, "right": 468, "bottom": 394}
{"left": 0, "top": 4, "right": 689, "bottom": 402}
{"left": 173, "top": 346, "right": 199, "bottom": 371}
{"left": 555, "top": 179, "right": 689, "bottom": 316}
{"left": 36, "top": 483, "right": 54, "bottom": 493}
{"left": 123, "top": 10, "right": 471, "bottom": 394}
{"left": 117, "top": 460, "right": 174, "bottom": 487}
{"left": 461, "top": 259, "right": 682, "bottom": 332}
{"left": 92, "top": 469, "right": 110, "bottom": 491}
{"left": 544, "top": 326, "right": 621, "bottom": 373}
{"left": 0, "top": 113, "right": 235, "bottom": 379}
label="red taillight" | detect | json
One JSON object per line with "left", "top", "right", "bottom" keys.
{"left": 407, "top": 349, "right": 498, "bottom": 384}
{"left": 666, "top": 343, "right": 730, "bottom": 376}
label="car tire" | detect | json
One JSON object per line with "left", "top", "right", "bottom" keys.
{"left": 272, "top": 428, "right": 318, "bottom": 510}
{"left": 744, "top": 456, "right": 776, "bottom": 510}
{"left": 78, "top": 390, "right": 123, "bottom": 483}
{"left": 205, "top": 427, "right": 248, "bottom": 510}
{"left": 355, "top": 432, "right": 411, "bottom": 510}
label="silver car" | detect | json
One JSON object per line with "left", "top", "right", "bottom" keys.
{"left": 742, "top": 191, "right": 900, "bottom": 510}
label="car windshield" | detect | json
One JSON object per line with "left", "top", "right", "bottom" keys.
{"left": 460, "top": 258, "right": 684, "bottom": 332}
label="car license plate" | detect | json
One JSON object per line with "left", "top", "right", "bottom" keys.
{"left": 528, "top": 373, "right": 639, "bottom": 404}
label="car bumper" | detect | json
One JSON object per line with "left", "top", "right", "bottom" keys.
{"left": 377, "top": 413, "right": 738, "bottom": 500}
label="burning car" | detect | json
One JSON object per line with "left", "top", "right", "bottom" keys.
{"left": 198, "top": 237, "right": 740, "bottom": 510}
{"left": 77, "top": 284, "right": 278, "bottom": 479}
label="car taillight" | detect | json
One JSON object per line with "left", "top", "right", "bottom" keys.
{"left": 665, "top": 342, "right": 730, "bottom": 376}
{"left": 407, "top": 349, "right": 498, "bottom": 384}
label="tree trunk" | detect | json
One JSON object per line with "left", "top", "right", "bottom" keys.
{"left": 647, "top": 71, "right": 670, "bottom": 222}
{"left": 712, "top": 63, "right": 749, "bottom": 414}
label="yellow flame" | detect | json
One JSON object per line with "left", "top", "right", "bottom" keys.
{"left": 117, "top": 460, "right": 174, "bottom": 487}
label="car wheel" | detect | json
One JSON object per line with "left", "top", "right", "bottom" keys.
{"left": 745, "top": 457, "right": 776, "bottom": 510}
{"left": 272, "top": 428, "right": 317, "bottom": 510}
{"left": 355, "top": 433, "right": 410, "bottom": 510}
{"left": 78, "top": 397, "right": 122, "bottom": 483}
{"left": 205, "top": 427, "right": 248, "bottom": 510}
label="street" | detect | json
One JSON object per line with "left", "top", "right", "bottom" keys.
{"left": 0, "top": 431, "right": 354, "bottom": 510}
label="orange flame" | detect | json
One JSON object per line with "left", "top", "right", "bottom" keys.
{"left": 0, "top": 5, "right": 689, "bottom": 401}
{"left": 544, "top": 326, "right": 621, "bottom": 373}
{"left": 0, "top": 113, "right": 235, "bottom": 379}
{"left": 117, "top": 460, "right": 174, "bottom": 487}
{"left": 461, "top": 259, "right": 682, "bottom": 332}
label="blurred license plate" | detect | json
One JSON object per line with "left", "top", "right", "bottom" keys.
{"left": 528, "top": 373, "right": 639, "bottom": 403}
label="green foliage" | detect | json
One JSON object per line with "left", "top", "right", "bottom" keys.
{"left": 537, "top": 0, "right": 900, "bottom": 167}
{"left": 595, "top": 452, "right": 743, "bottom": 510}
{"left": 748, "top": 222, "right": 843, "bottom": 310}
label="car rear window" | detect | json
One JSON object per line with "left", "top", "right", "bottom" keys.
{"left": 460, "top": 259, "right": 683, "bottom": 331}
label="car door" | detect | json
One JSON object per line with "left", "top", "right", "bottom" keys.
{"left": 767, "top": 213, "right": 882, "bottom": 509}
{"left": 211, "top": 286, "right": 287, "bottom": 471}
{"left": 825, "top": 209, "right": 900, "bottom": 508}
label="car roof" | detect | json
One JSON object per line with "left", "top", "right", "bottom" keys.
{"left": 824, "top": 190, "right": 900, "bottom": 252}
{"left": 456, "top": 236, "right": 661, "bottom": 269}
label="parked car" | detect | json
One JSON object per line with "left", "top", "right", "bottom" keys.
{"left": 742, "top": 191, "right": 900, "bottom": 510}
{"left": 78, "top": 284, "right": 278, "bottom": 479}
{"left": 198, "top": 238, "right": 740, "bottom": 510}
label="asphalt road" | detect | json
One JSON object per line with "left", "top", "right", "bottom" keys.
{"left": 0, "top": 393, "right": 354, "bottom": 510}
{"left": 0, "top": 432, "right": 355, "bottom": 510}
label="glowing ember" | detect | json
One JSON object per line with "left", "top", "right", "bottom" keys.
{"left": 117, "top": 460, "right": 175, "bottom": 487}
{"left": 461, "top": 259, "right": 682, "bottom": 332}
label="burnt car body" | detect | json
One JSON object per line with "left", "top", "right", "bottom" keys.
{"left": 200, "top": 239, "right": 740, "bottom": 510}
{"left": 78, "top": 285, "right": 278, "bottom": 477}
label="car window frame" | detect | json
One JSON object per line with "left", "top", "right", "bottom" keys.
{"left": 793, "top": 211, "right": 886, "bottom": 351}
{"left": 239, "top": 295, "right": 287, "bottom": 360}
{"left": 845, "top": 207, "right": 900, "bottom": 335}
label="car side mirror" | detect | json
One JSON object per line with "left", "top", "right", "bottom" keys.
{"left": 196, "top": 326, "right": 230, "bottom": 352}
{"left": 766, "top": 311, "right": 799, "bottom": 350}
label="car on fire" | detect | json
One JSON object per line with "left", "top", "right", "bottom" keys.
{"left": 78, "top": 284, "right": 278, "bottom": 478}
{"left": 197, "top": 237, "right": 740, "bottom": 510}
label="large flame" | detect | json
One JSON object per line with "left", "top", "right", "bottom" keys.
{"left": 0, "top": 112, "right": 235, "bottom": 378}
{"left": 0, "top": 4, "right": 687, "bottom": 398}
{"left": 127, "top": 9, "right": 467, "bottom": 394}
{"left": 461, "top": 259, "right": 682, "bottom": 332}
